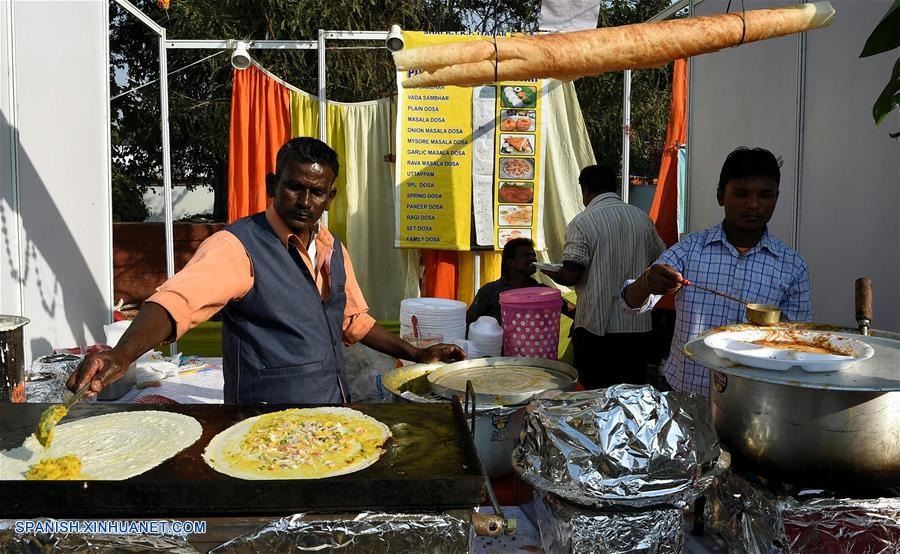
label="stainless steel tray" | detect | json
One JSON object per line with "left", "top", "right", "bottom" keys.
{"left": 426, "top": 357, "right": 578, "bottom": 406}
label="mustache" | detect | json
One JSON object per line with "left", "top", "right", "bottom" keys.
{"left": 288, "top": 209, "right": 315, "bottom": 219}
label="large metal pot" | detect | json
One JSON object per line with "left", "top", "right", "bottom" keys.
{"left": 686, "top": 324, "right": 900, "bottom": 491}
{"left": 0, "top": 315, "right": 29, "bottom": 402}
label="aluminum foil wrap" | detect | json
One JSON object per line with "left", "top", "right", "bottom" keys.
{"left": 25, "top": 354, "right": 81, "bottom": 403}
{"left": 534, "top": 489, "right": 684, "bottom": 554}
{"left": 0, "top": 519, "right": 198, "bottom": 553}
{"left": 210, "top": 511, "right": 472, "bottom": 553}
{"left": 513, "top": 385, "right": 722, "bottom": 508}
{"left": 705, "top": 471, "right": 900, "bottom": 553}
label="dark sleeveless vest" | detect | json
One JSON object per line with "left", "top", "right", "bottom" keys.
{"left": 221, "top": 213, "right": 347, "bottom": 404}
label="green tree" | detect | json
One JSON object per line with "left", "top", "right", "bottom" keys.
{"left": 110, "top": 0, "right": 673, "bottom": 221}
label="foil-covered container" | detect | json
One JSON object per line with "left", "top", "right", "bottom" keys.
{"left": 25, "top": 354, "right": 81, "bottom": 403}
{"left": 210, "top": 511, "right": 472, "bottom": 553}
{"left": 533, "top": 489, "right": 684, "bottom": 554}
{"left": 513, "top": 385, "right": 723, "bottom": 508}
{"left": 705, "top": 471, "right": 900, "bottom": 553}
{"left": 0, "top": 519, "right": 198, "bottom": 553}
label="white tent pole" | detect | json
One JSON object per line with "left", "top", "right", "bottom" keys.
{"left": 317, "top": 29, "right": 327, "bottom": 142}
{"left": 158, "top": 28, "right": 177, "bottom": 356}
{"left": 317, "top": 29, "right": 328, "bottom": 227}
{"left": 621, "top": 69, "right": 632, "bottom": 203}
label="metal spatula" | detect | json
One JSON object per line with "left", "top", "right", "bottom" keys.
{"left": 35, "top": 383, "right": 90, "bottom": 447}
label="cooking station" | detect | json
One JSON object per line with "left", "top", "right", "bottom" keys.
{"left": 1, "top": 402, "right": 486, "bottom": 517}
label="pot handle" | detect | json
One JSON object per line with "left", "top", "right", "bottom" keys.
{"left": 855, "top": 277, "right": 873, "bottom": 334}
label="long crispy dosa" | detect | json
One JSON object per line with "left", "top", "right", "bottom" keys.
{"left": 395, "top": 2, "right": 834, "bottom": 88}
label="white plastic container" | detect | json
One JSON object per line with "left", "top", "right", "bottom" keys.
{"left": 468, "top": 316, "right": 503, "bottom": 357}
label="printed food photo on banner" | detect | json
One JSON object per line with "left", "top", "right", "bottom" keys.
{"left": 500, "top": 134, "right": 535, "bottom": 155}
{"left": 500, "top": 85, "right": 537, "bottom": 108}
{"left": 499, "top": 109, "right": 535, "bottom": 132}
{"left": 498, "top": 181, "right": 534, "bottom": 204}
{"left": 498, "top": 228, "right": 532, "bottom": 248}
{"left": 498, "top": 205, "right": 533, "bottom": 227}
{"left": 499, "top": 157, "right": 534, "bottom": 180}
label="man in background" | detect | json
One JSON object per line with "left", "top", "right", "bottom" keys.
{"left": 545, "top": 165, "right": 666, "bottom": 388}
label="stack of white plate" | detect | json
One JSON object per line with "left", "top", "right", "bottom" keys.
{"left": 399, "top": 298, "right": 467, "bottom": 342}
{"left": 467, "top": 316, "right": 503, "bottom": 358}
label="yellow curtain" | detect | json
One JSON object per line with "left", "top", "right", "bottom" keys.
{"left": 290, "top": 92, "right": 349, "bottom": 242}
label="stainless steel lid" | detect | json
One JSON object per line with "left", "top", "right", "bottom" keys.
{"left": 0, "top": 315, "right": 29, "bottom": 332}
{"left": 427, "top": 357, "right": 578, "bottom": 406}
{"left": 685, "top": 325, "right": 900, "bottom": 392}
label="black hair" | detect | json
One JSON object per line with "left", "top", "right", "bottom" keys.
{"left": 501, "top": 238, "right": 534, "bottom": 276}
{"left": 717, "top": 147, "right": 782, "bottom": 192}
{"left": 578, "top": 165, "right": 618, "bottom": 195}
{"left": 275, "top": 137, "right": 340, "bottom": 178}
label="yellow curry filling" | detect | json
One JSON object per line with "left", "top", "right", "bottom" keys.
{"left": 26, "top": 454, "right": 83, "bottom": 480}
{"left": 226, "top": 411, "right": 387, "bottom": 476}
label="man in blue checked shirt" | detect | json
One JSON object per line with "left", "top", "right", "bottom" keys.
{"left": 621, "top": 147, "right": 812, "bottom": 395}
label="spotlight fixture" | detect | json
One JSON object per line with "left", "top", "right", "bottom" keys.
{"left": 230, "top": 40, "right": 251, "bottom": 70}
{"left": 385, "top": 25, "right": 404, "bottom": 52}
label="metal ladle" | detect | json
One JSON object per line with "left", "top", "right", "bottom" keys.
{"left": 682, "top": 279, "right": 781, "bottom": 325}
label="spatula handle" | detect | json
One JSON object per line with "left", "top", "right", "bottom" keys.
{"left": 855, "top": 277, "right": 873, "bottom": 323}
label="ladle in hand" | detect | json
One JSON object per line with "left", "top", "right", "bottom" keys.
{"left": 682, "top": 279, "right": 781, "bottom": 325}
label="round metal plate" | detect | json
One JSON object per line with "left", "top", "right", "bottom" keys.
{"left": 427, "top": 357, "right": 578, "bottom": 406}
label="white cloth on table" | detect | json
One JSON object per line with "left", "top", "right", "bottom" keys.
{"left": 114, "top": 357, "right": 224, "bottom": 404}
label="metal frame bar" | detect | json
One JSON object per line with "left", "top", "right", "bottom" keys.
{"left": 165, "top": 39, "right": 317, "bottom": 50}
{"left": 4, "top": 0, "right": 26, "bottom": 317}
{"left": 793, "top": 27, "right": 807, "bottom": 250}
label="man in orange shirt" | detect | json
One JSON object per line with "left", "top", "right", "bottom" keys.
{"left": 69, "top": 137, "right": 464, "bottom": 403}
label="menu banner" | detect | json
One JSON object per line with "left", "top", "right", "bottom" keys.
{"left": 394, "top": 31, "right": 547, "bottom": 251}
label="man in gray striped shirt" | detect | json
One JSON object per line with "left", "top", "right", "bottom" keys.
{"left": 545, "top": 165, "right": 665, "bottom": 388}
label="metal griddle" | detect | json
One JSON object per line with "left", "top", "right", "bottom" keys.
{"left": 0, "top": 402, "right": 485, "bottom": 518}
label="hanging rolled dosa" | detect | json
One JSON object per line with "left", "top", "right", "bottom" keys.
{"left": 394, "top": 2, "right": 835, "bottom": 88}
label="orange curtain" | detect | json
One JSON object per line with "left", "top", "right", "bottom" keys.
{"left": 422, "top": 250, "right": 459, "bottom": 299}
{"left": 228, "top": 65, "right": 292, "bottom": 222}
{"left": 649, "top": 59, "right": 687, "bottom": 311}
{"left": 649, "top": 58, "right": 687, "bottom": 247}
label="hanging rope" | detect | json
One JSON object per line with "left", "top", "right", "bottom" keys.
{"left": 725, "top": 0, "right": 747, "bottom": 46}
{"left": 111, "top": 50, "right": 226, "bottom": 101}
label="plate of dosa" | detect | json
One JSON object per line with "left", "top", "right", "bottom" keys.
{"left": 498, "top": 205, "right": 533, "bottom": 227}
{"left": 500, "top": 134, "right": 534, "bottom": 155}
{"left": 203, "top": 407, "right": 392, "bottom": 480}
{"left": 0, "top": 410, "right": 202, "bottom": 480}
{"left": 498, "top": 228, "right": 531, "bottom": 248}
{"left": 499, "top": 157, "right": 534, "bottom": 180}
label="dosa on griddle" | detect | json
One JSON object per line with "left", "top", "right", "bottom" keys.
{"left": 1, "top": 411, "right": 202, "bottom": 480}
{"left": 203, "top": 407, "right": 392, "bottom": 480}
